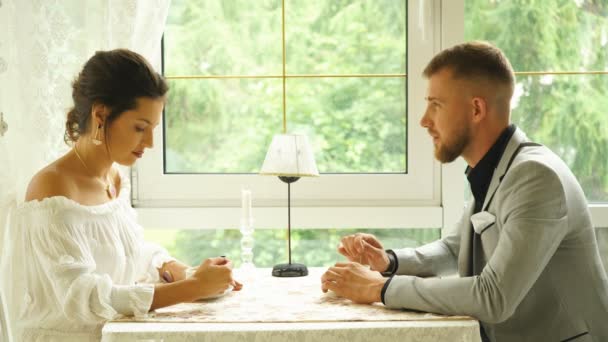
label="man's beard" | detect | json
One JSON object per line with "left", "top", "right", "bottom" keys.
{"left": 434, "top": 125, "right": 470, "bottom": 163}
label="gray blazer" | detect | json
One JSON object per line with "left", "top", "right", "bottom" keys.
{"left": 384, "top": 128, "right": 608, "bottom": 341}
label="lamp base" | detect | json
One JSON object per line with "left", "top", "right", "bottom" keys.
{"left": 272, "top": 263, "right": 308, "bottom": 277}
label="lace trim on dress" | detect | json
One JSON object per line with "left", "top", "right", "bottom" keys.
{"left": 129, "top": 284, "right": 155, "bottom": 318}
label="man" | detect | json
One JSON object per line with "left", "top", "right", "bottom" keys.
{"left": 321, "top": 41, "right": 608, "bottom": 342}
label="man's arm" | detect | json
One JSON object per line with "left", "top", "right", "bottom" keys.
{"left": 389, "top": 201, "right": 471, "bottom": 277}
{"left": 384, "top": 161, "right": 568, "bottom": 323}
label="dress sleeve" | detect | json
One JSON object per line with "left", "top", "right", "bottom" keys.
{"left": 18, "top": 211, "right": 155, "bottom": 323}
{"left": 137, "top": 240, "right": 176, "bottom": 283}
{"left": 132, "top": 223, "right": 176, "bottom": 284}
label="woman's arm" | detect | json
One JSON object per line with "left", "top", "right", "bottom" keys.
{"left": 150, "top": 257, "right": 241, "bottom": 310}
{"left": 151, "top": 278, "right": 200, "bottom": 310}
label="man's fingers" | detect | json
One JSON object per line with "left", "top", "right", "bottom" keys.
{"left": 337, "top": 244, "right": 351, "bottom": 258}
{"left": 340, "top": 237, "right": 357, "bottom": 258}
{"left": 353, "top": 235, "right": 366, "bottom": 254}
{"left": 321, "top": 269, "right": 343, "bottom": 283}
{"left": 322, "top": 281, "right": 342, "bottom": 297}
{"left": 362, "top": 235, "right": 383, "bottom": 249}
{"left": 362, "top": 239, "right": 384, "bottom": 256}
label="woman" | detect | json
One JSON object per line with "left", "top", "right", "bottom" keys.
{"left": 6, "top": 49, "right": 242, "bottom": 341}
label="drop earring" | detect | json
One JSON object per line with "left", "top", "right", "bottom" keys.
{"left": 92, "top": 124, "right": 102, "bottom": 146}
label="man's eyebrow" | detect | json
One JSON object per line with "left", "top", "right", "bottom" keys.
{"left": 136, "top": 118, "right": 152, "bottom": 124}
{"left": 425, "top": 96, "right": 442, "bottom": 103}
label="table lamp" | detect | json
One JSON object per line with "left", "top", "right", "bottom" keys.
{"left": 260, "top": 133, "right": 319, "bottom": 277}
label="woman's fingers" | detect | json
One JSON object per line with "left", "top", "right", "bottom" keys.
{"left": 232, "top": 280, "right": 243, "bottom": 291}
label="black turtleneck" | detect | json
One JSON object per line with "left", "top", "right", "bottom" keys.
{"left": 466, "top": 124, "right": 516, "bottom": 213}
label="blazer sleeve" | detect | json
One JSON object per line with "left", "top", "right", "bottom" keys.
{"left": 390, "top": 200, "right": 471, "bottom": 277}
{"left": 383, "top": 160, "right": 568, "bottom": 324}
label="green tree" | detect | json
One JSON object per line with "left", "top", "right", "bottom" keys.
{"left": 465, "top": 0, "right": 608, "bottom": 201}
{"left": 163, "top": 0, "right": 407, "bottom": 173}
{"left": 155, "top": 0, "right": 608, "bottom": 267}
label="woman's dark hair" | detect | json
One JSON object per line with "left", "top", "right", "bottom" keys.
{"left": 64, "top": 49, "right": 169, "bottom": 144}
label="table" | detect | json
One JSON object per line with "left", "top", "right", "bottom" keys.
{"left": 102, "top": 268, "right": 480, "bottom": 342}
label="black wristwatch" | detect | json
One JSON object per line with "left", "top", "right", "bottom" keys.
{"left": 381, "top": 250, "right": 398, "bottom": 276}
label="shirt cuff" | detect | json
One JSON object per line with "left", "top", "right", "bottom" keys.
{"left": 110, "top": 284, "right": 155, "bottom": 318}
{"left": 380, "top": 275, "right": 395, "bottom": 304}
{"left": 146, "top": 251, "right": 176, "bottom": 283}
{"left": 381, "top": 249, "right": 399, "bottom": 276}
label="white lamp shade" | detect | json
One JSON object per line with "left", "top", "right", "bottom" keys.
{"left": 259, "top": 134, "right": 320, "bottom": 177}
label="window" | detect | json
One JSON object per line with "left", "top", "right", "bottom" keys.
{"left": 143, "top": 228, "right": 441, "bottom": 268}
{"left": 464, "top": 0, "right": 608, "bottom": 228}
{"left": 134, "top": 0, "right": 456, "bottom": 232}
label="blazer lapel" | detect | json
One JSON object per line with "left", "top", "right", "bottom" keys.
{"left": 480, "top": 128, "right": 529, "bottom": 211}
{"left": 458, "top": 128, "right": 529, "bottom": 277}
{"left": 458, "top": 199, "right": 476, "bottom": 277}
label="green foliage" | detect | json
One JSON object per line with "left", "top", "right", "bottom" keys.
{"left": 162, "top": 228, "right": 440, "bottom": 267}
{"left": 164, "top": 0, "right": 406, "bottom": 173}
{"left": 465, "top": 0, "right": 608, "bottom": 201}
{"left": 155, "top": 0, "right": 608, "bottom": 265}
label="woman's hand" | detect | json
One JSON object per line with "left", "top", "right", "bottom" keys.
{"left": 190, "top": 257, "right": 243, "bottom": 299}
{"left": 150, "top": 257, "right": 243, "bottom": 310}
{"left": 160, "top": 260, "right": 189, "bottom": 283}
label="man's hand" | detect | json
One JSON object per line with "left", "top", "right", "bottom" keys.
{"left": 338, "top": 233, "right": 390, "bottom": 272}
{"left": 321, "top": 262, "right": 388, "bottom": 304}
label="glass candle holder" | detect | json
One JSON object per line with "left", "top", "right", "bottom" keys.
{"left": 240, "top": 217, "right": 255, "bottom": 271}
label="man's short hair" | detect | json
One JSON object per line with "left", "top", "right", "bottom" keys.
{"left": 423, "top": 41, "right": 515, "bottom": 94}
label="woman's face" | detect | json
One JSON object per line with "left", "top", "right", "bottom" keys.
{"left": 106, "top": 97, "right": 164, "bottom": 166}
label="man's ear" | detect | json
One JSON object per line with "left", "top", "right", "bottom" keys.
{"left": 471, "top": 96, "right": 488, "bottom": 124}
{"left": 90, "top": 102, "right": 110, "bottom": 128}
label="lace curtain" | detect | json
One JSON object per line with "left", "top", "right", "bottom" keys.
{"left": 0, "top": 0, "right": 170, "bottom": 339}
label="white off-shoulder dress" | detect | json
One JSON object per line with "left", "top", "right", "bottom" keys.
{"left": 2, "top": 171, "right": 174, "bottom": 342}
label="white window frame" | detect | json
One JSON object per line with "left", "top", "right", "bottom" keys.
{"left": 134, "top": 0, "right": 463, "bottom": 232}
{"left": 133, "top": 0, "right": 608, "bottom": 232}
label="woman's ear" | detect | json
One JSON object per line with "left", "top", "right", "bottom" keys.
{"left": 90, "top": 102, "right": 109, "bottom": 127}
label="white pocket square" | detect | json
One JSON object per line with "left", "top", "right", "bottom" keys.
{"left": 470, "top": 211, "right": 496, "bottom": 234}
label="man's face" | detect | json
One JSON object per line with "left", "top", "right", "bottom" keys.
{"left": 420, "top": 68, "right": 473, "bottom": 163}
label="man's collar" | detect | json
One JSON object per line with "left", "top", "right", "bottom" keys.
{"left": 479, "top": 127, "right": 530, "bottom": 210}
{"left": 466, "top": 124, "right": 517, "bottom": 209}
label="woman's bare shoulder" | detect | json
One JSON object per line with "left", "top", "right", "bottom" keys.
{"left": 25, "top": 163, "right": 76, "bottom": 202}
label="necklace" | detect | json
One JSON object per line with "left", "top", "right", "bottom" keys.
{"left": 73, "top": 146, "right": 116, "bottom": 199}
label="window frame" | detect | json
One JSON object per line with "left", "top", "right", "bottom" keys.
{"left": 134, "top": 0, "right": 458, "bottom": 231}
{"left": 133, "top": 0, "right": 608, "bottom": 232}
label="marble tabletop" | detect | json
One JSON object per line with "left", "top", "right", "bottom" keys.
{"left": 102, "top": 267, "right": 481, "bottom": 342}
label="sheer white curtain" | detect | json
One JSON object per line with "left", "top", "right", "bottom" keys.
{"left": 0, "top": 0, "right": 170, "bottom": 339}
